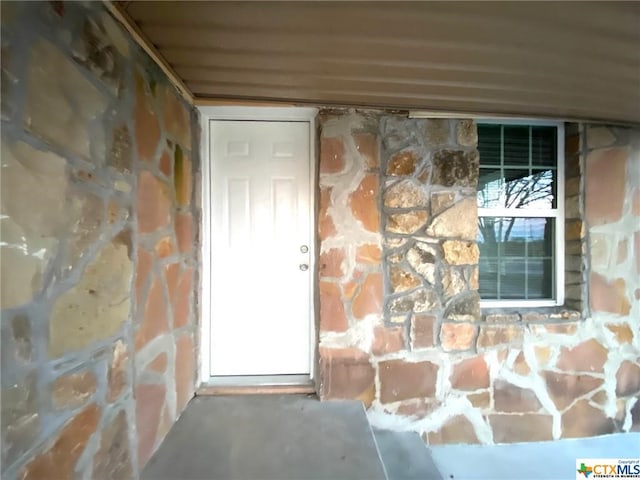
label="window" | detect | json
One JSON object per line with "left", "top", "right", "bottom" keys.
{"left": 477, "top": 121, "right": 564, "bottom": 307}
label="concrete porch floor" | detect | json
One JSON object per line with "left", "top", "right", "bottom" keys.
{"left": 142, "top": 395, "right": 639, "bottom": 480}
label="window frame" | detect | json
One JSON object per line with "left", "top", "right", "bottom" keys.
{"left": 477, "top": 119, "right": 565, "bottom": 308}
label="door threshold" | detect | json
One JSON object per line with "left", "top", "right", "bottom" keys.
{"left": 198, "top": 374, "right": 316, "bottom": 396}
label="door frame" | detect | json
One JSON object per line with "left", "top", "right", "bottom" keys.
{"left": 198, "top": 106, "right": 318, "bottom": 386}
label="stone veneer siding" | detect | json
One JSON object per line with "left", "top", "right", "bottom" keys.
{"left": 318, "top": 110, "right": 640, "bottom": 444}
{"left": 1, "top": 3, "right": 199, "bottom": 478}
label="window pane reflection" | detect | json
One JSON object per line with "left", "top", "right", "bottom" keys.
{"left": 477, "top": 168, "right": 555, "bottom": 209}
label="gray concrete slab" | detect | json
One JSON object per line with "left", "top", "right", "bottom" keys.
{"left": 372, "top": 429, "right": 443, "bottom": 480}
{"left": 142, "top": 395, "right": 387, "bottom": 480}
{"left": 430, "top": 432, "right": 640, "bottom": 480}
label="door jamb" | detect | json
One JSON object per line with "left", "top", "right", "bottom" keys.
{"left": 198, "top": 106, "right": 319, "bottom": 386}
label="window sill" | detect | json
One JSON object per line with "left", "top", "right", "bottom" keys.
{"left": 480, "top": 306, "right": 582, "bottom": 323}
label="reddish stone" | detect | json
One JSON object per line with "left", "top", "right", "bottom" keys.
{"left": 135, "top": 383, "right": 165, "bottom": 468}
{"left": 92, "top": 410, "right": 133, "bottom": 480}
{"left": 371, "top": 326, "right": 405, "bottom": 355}
{"left": 493, "top": 380, "right": 542, "bottom": 413}
{"left": 175, "top": 334, "right": 195, "bottom": 413}
{"left": 319, "top": 348, "right": 375, "bottom": 407}
{"left": 635, "top": 231, "right": 640, "bottom": 274}
{"left": 353, "top": 132, "right": 379, "bottom": 169}
{"left": 164, "top": 263, "right": 180, "bottom": 301}
{"left": 173, "top": 268, "right": 193, "bottom": 329}
{"left": 135, "top": 76, "right": 161, "bottom": 163}
{"left": 585, "top": 148, "right": 627, "bottom": 226}
{"left": 544, "top": 371, "right": 603, "bottom": 410}
{"left": 320, "top": 136, "right": 346, "bottom": 174}
{"left": 489, "top": 414, "right": 553, "bottom": 443}
{"left": 155, "top": 236, "right": 174, "bottom": 258}
{"left": 146, "top": 353, "right": 168, "bottom": 373}
{"left": 616, "top": 360, "right": 640, "bottom": 397}
{"left": 476, "top": 325, "right": 524, "bottom": 350}
{"left": 349, "top": 174, "right": 379, "bottom": 232}
{"left": 135, "top": 276, "right": 169, "bottom": 351}
{"left": 395, "top": 399, "right": 439, "bottom": 418}
{"left": 135, "top": 247, "right": 153, "bottom": 300}
{"left": 561, "top": 400, "right": 615, "bottom": 438}
{"left": 468, "top": 391, "right": 490, "bottom": 408}
{"left": 175, "top": 213, "right": 193, "bottom": 254}
{"left": 450, "top": 356, "right": 489, "bottom": 391}
{"left": 159, "top": 150, "right": 172, "bottom": 177}
{"left": 20, "top": 404, "right": 100, "bottom": 480}
{"left": 342, "top": 280, "right": 358, "bottom": 300}
{"left": 389, "top": 266, "right": 421, "bottom": 293}
{"left": 513, "top": 351, "right": 531, "bottom": 375}
{"left": 319, "top": 281, "right": 348, "bottom": 332}
{"left": 319, "top": 248, "right": 345, "bottom": 278}
{"left": 440, "top": 323, "right": 476, "bottom": 351}
{"left": 318, "top": 187, "right": 336, "bottom": 240}
{"left": 590, "top": 273, "right": 631, "bottom": 316}
{"left": 175, "top": 149, "right": 192, "bottom": 207}
{"left": 378, "top": 359, "right": 438, "bottom": 403}
{"left": 52, "top": 370, "right": 97, "bottom": 410}
{"left": 352, "top": 272, "right": 383, "bottom": 319}
{"left": 107, "top": 340, "right": 128, "bottom": 403}
{"left": 428, "top": 416, "right": 479, "bottom": 445}
{"left": 565, "top": 219, "right": 584, "bottom": 240}
{"left": 137, "top": 171, "right": 170, "bottom": 233}
{"left": 411, "top": 314, "right": 437, "bottom": 349}
{"left": 163, "top": 87, "right": 191, "bottom": 147}
{"left": 356, "top": 244, "right": 381, "bottom": 264}
{"left": 557, "top": 339, "right": 608, "bottom": 373}
{"left": 387, "top": 150, "right": 419, "bottom": 176}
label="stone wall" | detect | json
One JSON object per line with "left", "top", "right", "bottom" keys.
{"left": 1, "top": 3, "right": 199, "bottom": 478}
{"left": 318, "top": 110, "right": 640, "bottom": 444}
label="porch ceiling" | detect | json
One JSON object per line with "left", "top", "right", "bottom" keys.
{"left": 118, "top": 1, "right": 640, "bottom": 124}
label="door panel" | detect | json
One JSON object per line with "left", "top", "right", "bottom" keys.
{"left": 209, "top": 120, "right": 311, "bottom": 376}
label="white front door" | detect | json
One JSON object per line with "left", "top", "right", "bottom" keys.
{"left": 209, "top": 120, "right": 312, "bottom": 376}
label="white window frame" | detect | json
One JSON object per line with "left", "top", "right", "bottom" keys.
{"left": 477, "top": 119, "right": 565, "bottom": 308}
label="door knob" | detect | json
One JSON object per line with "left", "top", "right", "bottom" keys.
{"left": 299, "top": 264, "right": 309, "bottom": 271}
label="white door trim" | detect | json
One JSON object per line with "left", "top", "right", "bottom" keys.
{"left": 198, "top": 106, "right": 318, "bottom": 386}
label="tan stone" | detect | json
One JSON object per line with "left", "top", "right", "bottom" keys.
{"left": 353, "top": 132, "right": 379, "bottom": 169}
{"left": 407, "top": 243, "right": 437, "bottom": 284}
{"left": 390, "top": 266, "right": 421, "bottom": 293}
{"left": 442, "top": 240, "right": 479, "bottom": 265}
{"left": 395, "top": 399, "right": 440, "bottom": 419}
{"left": 356, "top": 244, "right": 381, "bottom": 264}
{"left": 107, "top": 340, "right": 128, "bottom": 403}
{"left": 490, "top": 414, "right": 553, "bottom": 443}
{"left": 591, "top": 390, "right": 608, "bottom": 406}
{"left": 494, "top": 380, "right": 542, "bottom": 413}
{"left": 411, "top": 314, "right": 437, "bottom": 349}
{"left": 585, "top": 148, "right": 627, "bottom": 226}
{"left": 587, "top": 126, "right": 616, "bottom": 149}
{"left": 320, "top": 281, "right": 348, "bottom": 332}
{"left": 350, "top": 174, "right": 379, "bottom": 232}
{"left": 319, "top": 187, "right": 336, "bottom": 240}
{"left": 606, "top": 323, "right": 634, "bottom": 344}
{"left": 444, "top": 292, "right": 480, "bottom": 322}
{"left": 557, "top": 339, "right": 608, "bottom": 373}
{"left": 379, "top": 359, "right": 438, "bottom": 403}
{"left": 92, "top": 410, "right": 133, "bottom": 480}
{"left": 384, "top": 179, "right": 427, "bottom": 209}
{"left": 468, "top": 391, "right": 490, "bottom": 408}
{"left": 565, "top": 219, "right": 584, "bottom": 241}
{"left": 544, "top": 371, "right": 603, "bottom": 410}
{"left": 616, "top": 360, "right": 640, "bottom": 397}
{"left": 431, "top": 191, "right": 456, "bottom": 216}
{"left": 134, "top": 72, "right": 161, "bottom": 163}
{"left": 1, "top": 372, "right": 40, "bottom": 463}
{"left": 535, "top": 346, "right": 552, "bottom": 367}
{"left": 386, "top": 211, "right": 428, "bottom": 234}
{"left": 163, "top": 87, "right": 191, "bottom": 147}
{"left": 20, "top": 404, "right": 100, "bottom": 480}
{"left": 477, "top": 325, "right": 524, "bottom": 350}
{"left": 320, "top": 248, "right": 345, "bottom": 278}
{"left": 49, "top": 242, "right": 132, "bottom": 357}
{"left": 9, "top": 314, "right": 32, "bottom": 362}
{"left": 432, "top": 150, "right": 479, "bottom": 187}
{"left": 52, "top": 370, "right": 97, "bottom": 410}
{"left": 319, "top": 348, "right": 375, "bottom": 407}
{"left": 389, "top": 288, "right": 440, "bottom": 314}
{"left": 387, "top": 150, "right": 419, "bottom": 176}
{"left": 590, "top": 273, "right": 631, "bottom": 316}
{"left": 137, "top": 171, "right": 171, "bottom": 234}
{"left": 342, "top": 281, "right": 358, "bottom": 300}
{"left": 427, "top": 198, "right": 477, "bottom": 241}
{"left": 428, "top": 415, "right": 479, "bottom": 445}
{"left": 561, "top": 400, "right": 615, "bottom": 438}
{"left": 371, "top": 326, "right": 405, "bottom": 355}
{"left": 320, "top": 136, "right": 346, "bottom": 174}
{"left": 450, "top": 356, "right": 489, "bottom": 390}
{"left": 441, "top": 267, "right": 467, "bottom": 299}
{"left": 352, "top": 273, "right": 383, "bottom": 319}
{"left": 425, "top": 119, "right": 450, "bottom": 146}
{"left": 25, "top": 41, "right": 106, "bottom": 160}
{"left": 440, "top": 323, "right": 476, "bottom": 351}
{"left": 513, "top": 351, "right": 531, "bottom": 375}
{"left": 456, "top": 119, "right": 478, "bottom": 147}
